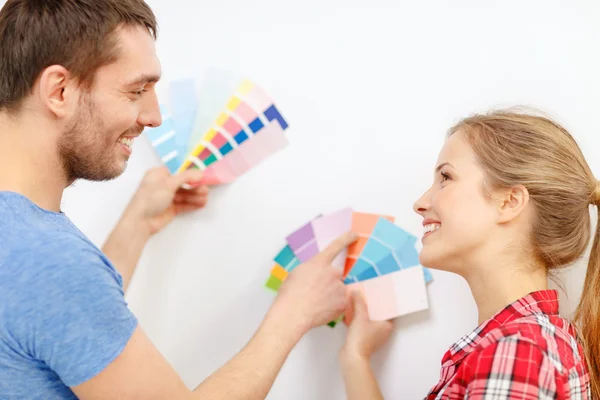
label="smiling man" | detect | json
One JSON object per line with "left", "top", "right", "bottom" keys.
{"left": 0, "top": 1, "right": 354, "bottom": 399}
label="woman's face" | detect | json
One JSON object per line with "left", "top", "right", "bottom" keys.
{"left": 413, "top": 129, "right": 500, "bottom": 275}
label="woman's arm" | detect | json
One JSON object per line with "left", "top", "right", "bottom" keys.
{"left": 339, "top": 290, "right": 394, "bottom": 400}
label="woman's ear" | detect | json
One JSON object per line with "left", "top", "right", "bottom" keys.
{"left": 496, "top": 184, "right": 530, "bottom": 224}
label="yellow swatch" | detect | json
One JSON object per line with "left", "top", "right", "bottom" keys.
{"left": 270, "top": 264, "right": 288, "bottom": 281}
{"left": 189, "top": 143, "right": 206, "bottom": 158}
{"left": 226, "top": 96, "right": 242, "bottom": 111}
{"left": 203, "top": 128, "right": 218, "bottom": 142}
{"left": 215, "top": 113, "right": 228, "bottom": 127}
{"left": 237, "top": 79, "right": 254, "bottom": 96}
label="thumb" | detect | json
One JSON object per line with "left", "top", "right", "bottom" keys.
{"left": 344, "top": 289, "right": 368, "bottom": 326}
{"left": 351, "top": 289, "right": 369, "bottom": 319}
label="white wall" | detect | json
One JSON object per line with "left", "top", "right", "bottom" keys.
{"left": 59, "top": 1, "right": 600, "bottom": 398}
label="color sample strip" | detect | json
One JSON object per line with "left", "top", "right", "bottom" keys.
{"left": 274, "top": 245, "right": 301, "bottom": 272}
{"left": 286, "top": 221, "right": 318, "bottom": 262}
{"left": 236, "top": 81, "right": 289, "bottom": 132}
{"left": 345, "top": 218, "right": 433, "bottom": 284}
{"left": 238, "top": 80, "right": 273, "bottom": 115}
{"left": 265, "top": 274, "right": 283, "bottom": 292}
{"left": 345, "top": 213, "right": 396, "bottom": 276}
{"left": 270, "top": 264, "right": 288, "bottom": 281}
{"left": 349, "top": 218, "right": 411, "bottom": 277}
{"left": 346, "top": 266, "right": 429, "bottom": 321}
{"left": 264, "top": 245, "right": 303, "bottom": 292}
{"left": 179, "top": 78, "right": 289, "bottom": 183}
{"left": 186, "top": 119, "right": 288, "bottom": 184}
{"left": 286, "top": 208, "right": 353, "bottom": 265}
{"left": 311, "top": 208, "right": 353, "bottom": 269}
{"left": 143, "top": 105, "right": 181, "bottom": 173}
{"left": 264, "top": 104, "right": 289, "bottom": 130}
{"left": 169, "top": 79, "right": 198, "bottom": 161}
{"left": 187, "top": 69, "right": 239, "bottom": 152}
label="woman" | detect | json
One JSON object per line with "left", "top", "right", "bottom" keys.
{"left": 339, "top": 110, "right": 597, "bottom": 399}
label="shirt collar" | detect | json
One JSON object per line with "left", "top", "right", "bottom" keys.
{"left": 441, "top": 289, "right": 559, "bottom": 367}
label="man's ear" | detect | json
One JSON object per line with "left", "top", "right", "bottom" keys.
{"left": 496, "top": 184, "right": 530, "bottom": 224}
{"left": 37, "top": 65, "right": 77, "bottom": 119}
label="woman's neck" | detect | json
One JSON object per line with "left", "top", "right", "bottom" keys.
{"left": 464, "top": 257, "right": 548, "bottom": 325}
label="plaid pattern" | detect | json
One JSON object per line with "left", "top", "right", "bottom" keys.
{"left": 426, "top": 290, "right": 590, "bottom": 399}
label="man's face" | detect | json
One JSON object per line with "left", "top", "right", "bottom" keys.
{"left": 58, "top": 25, "right": 162, "bottom": 182}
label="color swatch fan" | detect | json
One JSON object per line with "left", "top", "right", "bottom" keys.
{"left": 265, "top": 208, "right": 433, "bottom": 325}
{"left": 143, "top": 78, "right": 289, "bottom": 185}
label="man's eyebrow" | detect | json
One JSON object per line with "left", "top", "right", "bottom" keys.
{"left": 124, "top": 73, "right": 161, "bottom": 87}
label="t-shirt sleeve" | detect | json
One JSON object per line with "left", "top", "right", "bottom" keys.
{"left": 450, "top": 336, "right": 561, "bottom": 399}
{"left": 12, "top": 245, "right": 138, "bottom": 387}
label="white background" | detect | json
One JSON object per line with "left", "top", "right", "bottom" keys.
{"left": 53, "top": 0, "right": 600, "bottom": 398}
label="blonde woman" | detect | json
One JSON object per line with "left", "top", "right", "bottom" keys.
{"left": 340, "top": 111, "right": 596, "bottom": 399}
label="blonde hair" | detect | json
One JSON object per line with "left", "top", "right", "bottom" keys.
{"left": 449, "top": 109, "right": 599, "bottom": 397}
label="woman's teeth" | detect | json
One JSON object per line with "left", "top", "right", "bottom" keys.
{"left": 424, "top": 223, "right": 441, "bottom": 234}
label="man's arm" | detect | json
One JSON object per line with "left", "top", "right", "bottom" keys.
{"left": 101, "top": 205, "right": 151, "bottom": 291}
{"left": 74, "top": 233, "right": 356, "bottom": 400}
{"left": 73, "top": 304, "right": 305, "bottom": 400}
{"left": 102, "top": 167, "right": 209, "bottom": 291}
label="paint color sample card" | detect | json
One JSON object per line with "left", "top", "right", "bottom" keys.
{"left": 344, "top": 217, "right": 433, "bottom": 285}
{"left": 265, "top": 208, "right": 433, "bottom": 323}
{"left": 347, "top": 266, "right": 429, "bottom": 321}
{"left": 178, "top": 79, "right": 289, "bottom": 185}
{"left": 345, "top": 212, "right": 395, "bottom": 276}
{"left": 286, "top": 208, "right": 352, "bottom": 269}
{"left": 144, "top": 77, "right": 289, "bottom": 185}
{"left": 143, "top": 106, "right": 181, "bottom": 173}
{"left": 265, "top": 245, "right": 301, "bottom": 292}
{"left": 169, "top": 79, "right": 198, "bottom": 162}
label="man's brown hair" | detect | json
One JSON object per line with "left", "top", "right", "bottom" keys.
{"left": 0, "top": 0, "right": 158, "bottom": 114}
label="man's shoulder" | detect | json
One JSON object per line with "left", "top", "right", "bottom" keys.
{"left": 0, "top": 196, "right": 121, "bottom": 292}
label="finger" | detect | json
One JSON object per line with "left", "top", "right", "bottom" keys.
{"left": 174, "top": 189, "right": 208, "bottom": 202}
{"left": 145, "top": 166, "right": 171, "bottom": 179}
{"left": 318, "top": 231, "right": 358, "bottom": 264}
{"left": 331, "top": 268, "right": 344, "bottom": 281}
{"left": 172, "top": 169, "right": 205, "bottom": 190}
{"left": 174, "top": 203, "right": 204, "bottom": 214}
{"left": 199, "top": 174, "right": 224, "bottom": 186}
{"left": 175, "top": 195, "right": 208, "bottom": 207}
{"left": 175, "top": 188, "right": 209, "bottom": 201}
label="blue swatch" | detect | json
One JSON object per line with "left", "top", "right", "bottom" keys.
{"left": 264, "top": 105, "right": 289, "bottom": 130}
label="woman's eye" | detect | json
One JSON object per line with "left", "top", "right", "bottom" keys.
{"left": 441, "top": 172, "right": 451, "bottom": 182}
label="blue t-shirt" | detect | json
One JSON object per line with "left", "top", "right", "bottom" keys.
{"left": 0, "top": 191, "right": 138, "bottom": 399}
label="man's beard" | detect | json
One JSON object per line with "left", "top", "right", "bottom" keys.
{"left": 57, "top": 96, "right": 139, "bottom": 183}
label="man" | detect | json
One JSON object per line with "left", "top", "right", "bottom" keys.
{"left": 0, "top": 0, "right": 355, "bottom": 398}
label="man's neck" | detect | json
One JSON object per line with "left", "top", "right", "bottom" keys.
{"left": 0, "top": 113, "right": 67, "bottom": 212}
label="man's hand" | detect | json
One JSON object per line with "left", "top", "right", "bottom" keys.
{"left": 269, "top": 232, "right": 358, "bottom": 335}
{"left": 128, "top": 166, "right": 210, "bottom": 236}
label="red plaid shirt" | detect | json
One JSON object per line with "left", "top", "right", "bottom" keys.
{"left": 426, "top": 290, "right": 590, "bottom": 399}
